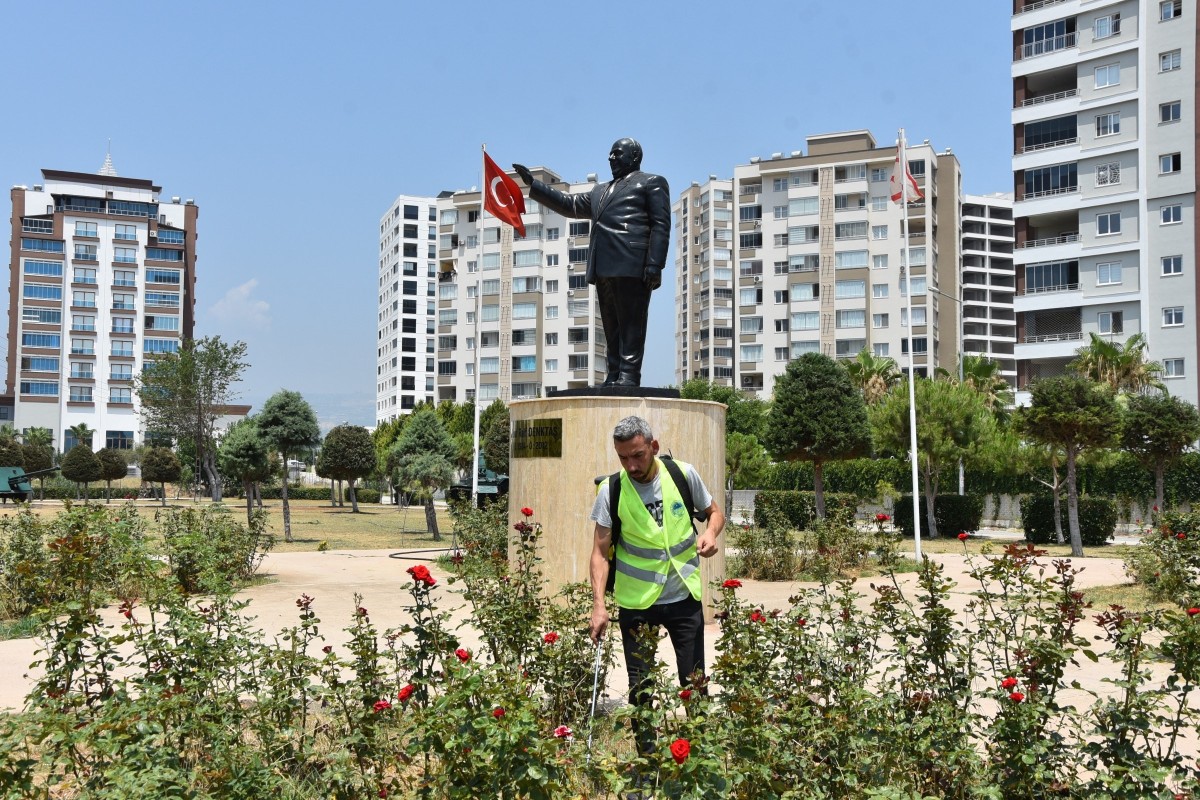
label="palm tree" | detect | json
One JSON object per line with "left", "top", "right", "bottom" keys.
{"left": 1070, "top": 332, "right": 1164, "bottom": 394}
{"left": 67, "top": 423, "right": 95, "bottom": 451}
{"left": 939, "top": 355, "right": 1014, "bottom": 414}
{"left": 844, "top": 348, "right": 901, "bottom": 404}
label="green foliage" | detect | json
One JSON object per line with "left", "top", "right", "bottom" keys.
{"left": 159, "top": 506, "right": 273, "bottom": 593}
{"left": 241, "top": 485, "right": 380, "bottom": 502}
{"left": 0, "top": 436, "right": 25, "bottom": 469}
{"left": 391, "top": 408, "right": 456, "bottom": 540}
{"left": 141, "top": 446, "right": 182, "bottom": 485}
{"left": 1127, "top": 511, "right": 1200, "bottom": 606}
{"left": 448, "top": 500, "right": 509, "bottom": 562}
{"left": 725, "top": 432, "right": 769, "bottom": 491}
{"left": 219, "top": 419, "right": 273, "bottom": 486}
{"left": 258, "top": 389, "right": 321, "bottom": 459}
{"left": 891, "top": 494, "right": 986, "bottom": 537}
{"left": 1022, "top": 495, "right": 1117, "bottom": 547}
{"left": 679, "top": 378, "right": 770, "bottom": 438}
{"left": 728, "top": 521, "right": 796, "bottom": 580}
{"left": 1121, "top": 392, "right": 1200, "bottom": 508}
{"left": 320, "top": 424, "right": 376, "bottom": 510}
{"left": 481, "top": 404, "right": 510, "bottom": 475}
{"left": 752, "top": 490, "right": 859, "bottom": 529}
{"left": 60, "top": 443, "right": 101, "bottom": 490}
{"left": 95, "top": 447, "right": 129, "bottom": 501}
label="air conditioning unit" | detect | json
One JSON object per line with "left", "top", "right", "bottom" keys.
{"left": 754, "top": 220, "right": 761, "bottom": 229}
{"left": 566, "top": 289, "right": 575, "bottom": 297}
{"left": 742, "top": 376, "right": 755, "bottom": 387}
{"left": 754, "top": 276, "right": 761, "bottom": 284}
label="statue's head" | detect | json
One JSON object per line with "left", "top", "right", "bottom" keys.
{"left": 608, "top": 138, "right": 643, "bottom": 180}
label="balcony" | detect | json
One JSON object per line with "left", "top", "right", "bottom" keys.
{"left": 1020, "top": 282, "right": 1079, "bottom": 296}
{"left": 1018, "top": 137, "right": 1077, "bottom": 154}
{"left": 1024, "top": 330, "right": 1081, "bottom": 344}
{"left": 1018, "top": 233, "right": 1079, "bottom": 249}
{"left": 1017, "top": 88, "right": 1078, "bottom": 109}
{"left": 1014, "top": 0, "right": 1068, "bottom": 13}
{"left": 1015, "top": 32, "right": 1076, "bottom": 61}
{"left": 1020, "top": 184, "right": 1078, "bottom": 201}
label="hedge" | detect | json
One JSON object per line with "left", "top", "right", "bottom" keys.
{"left": 891, "top": 494, "right": 985, "bottom": 538}
{"left": 233, "top": 486, "right": 381, "bottom": 503}
{"left": 1022, "top": 495, "right": 1117, "bottom": 547}
{"left": 753, "top": 491, "right": 859, "bottom": 530}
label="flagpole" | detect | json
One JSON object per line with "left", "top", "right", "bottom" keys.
{"left": 471, "top": 144, "right": 486, "bottom": 506}
{"left": 899, "top": 128, "right": 923, "bottom": 561}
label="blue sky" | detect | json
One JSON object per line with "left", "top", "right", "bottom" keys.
{"left": 2, "top": 1, "right": 1014, "bottom": 428}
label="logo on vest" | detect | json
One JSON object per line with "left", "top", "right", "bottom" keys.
{"left": 670, "top": 500, "right": 686, "bottom": 518}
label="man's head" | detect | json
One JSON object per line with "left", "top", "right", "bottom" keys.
{"left": 612, "top": 415, "right": 659, "bottom": 483}
{"left": 608, "top": 138, "right": 643, "bottom": 180}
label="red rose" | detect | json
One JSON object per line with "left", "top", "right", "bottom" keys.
{"left": 875, "top": 513, "right": 890, "bottom": 522}
{"left": 322, "top": 645, "right": 332, "bottom": 654}
{"left": 1153, "top": 506, "right": 1159, "bottom": 512}
{"left": 373, "top": 699, "right": 392, "bottom": 713}
{"left": 722, "top": 579, "right": 742, "bottom": 589}
{"left": 554, "top": 724, "right": 573, "bottom": 738}
{"left": 398, "top": 684, "right": 415, "bottom": 702}
{"left": 450, "top": 552, "right": 464, "bottom": 566}
{"left": 492, "top": 706, "right": 505, "bottom": 718}
{"left": 750, "top": 609, "right": 766, "bottom": 623}
{"left": 796, "top": 617, "right": 807, "bottom": 627}
{"left": 407, "top": 564, "right": 435, "bottom": 586}
{"left": 679, "top": 689, "right": 692, "bottom": 701}
{"left": 1187, "top": 608, "right": 1200, "bottom": 617}
{"left": 957, "top": 532, "right": 969, "bottom": 541}
{"left": 521, "top": 507, "right": 534, "bottom": 517}
{"left": 1178, "top": 533, "right": 1188, "bottom": 540}
{"left": 1001, "top": 676, "right": 1018, "bottom": 690}
{"left": 670, "top": 737, "right": 690, "bottom": 765}
{"left": 357, "top": 607, "right": 368, "bottom": 617}
{"left": 543, "top": 631, "right": 559, "bottom": 644}
{"left": 379, "top": 790, "right": 387, "bottom": 798}
{"left": 1009, "top": 691, "right": 1025, "bottom": 703}
{"left": 455, "top": 648, "right": 470, "bottom": 663}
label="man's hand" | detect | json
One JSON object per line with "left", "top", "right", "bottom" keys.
{"left": 696, "top": 530, "right": 719, "bottom": 558}
{"left": 643, "top": 265, "right": 662, "bottom": 290}
{"left": 590, "top": 606, "right": 609, "bottom": 642}
{"left": 512, "top": 163, "right": 534, "bottom": 186}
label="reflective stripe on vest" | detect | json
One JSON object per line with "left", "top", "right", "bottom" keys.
{"left": 613, "top": 458, "right": 703, "bottom": 610}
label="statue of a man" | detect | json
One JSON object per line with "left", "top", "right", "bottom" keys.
{"left": 514, "top": 138, "right": 670, "bottom": 387}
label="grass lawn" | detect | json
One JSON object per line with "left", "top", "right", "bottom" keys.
{"left": 898, "top": 533, "right": 1139, "bottom": 560}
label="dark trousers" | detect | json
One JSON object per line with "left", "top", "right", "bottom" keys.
{"left": 596, "top": 277, "right": 651, "bottom": 384}
{"left": 619, "top": 596, "right": 706, "bottom": 756}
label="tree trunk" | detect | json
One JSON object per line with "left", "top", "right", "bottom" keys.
{"left": 244, "top": 479, "right": 254, "bottom": 526}
{"left": 160, "top": 482, "right": 167, "bottom": 507}
{"left": 38, "top": 477, "right": 44, "bottom": 501}
{"left": 105, "top": 480, "right": 112, "bottom": 504}
{"left": 282, "top": 455, "right": 293, "bottom": 542}
{"left": 813, "top": 462, "right": 827, "bottom": 520}
{"left": 1051, "top": 481, "right": 1064, "bottom": 545}
{"left": 203, "top": 450, "right": 222, "bottom": 502}
{"left": 349, "top": 479, "right": 359, "bottom": 513}
{"left": 1066, "top": 447, "right": 1083, "bottom": 557}
{"left": 256, "top": 483, "right": 263, "bottom": 509}
{"left": 922, "top": 469, "right": 939, "bottom": 539}
{"left": 425, "top": 496, "right": 441, "bottom": 541}
{"left": 1155, "top": 464, "right": 1166, "bottom": 514}
{"left": 725, "top": 475, "right": 734, "bottom": 530}
{"left": 330, "top": 479, "right": 338, "bottom": 507}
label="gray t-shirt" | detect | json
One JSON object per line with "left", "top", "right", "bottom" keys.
{"left": 590, "top": 461, "right": 713, "bottom": 605}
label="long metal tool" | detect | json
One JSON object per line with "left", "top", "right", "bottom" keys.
{"left": 585, "top": 635, "right": 604, "bottom": 764}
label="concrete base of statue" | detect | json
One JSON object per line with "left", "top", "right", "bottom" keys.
{"left": 507, "top": 391, "right": 727, "bottom": 622}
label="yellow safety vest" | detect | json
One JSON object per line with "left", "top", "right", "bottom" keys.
{"left": 612, "top": 458, "right": 702, "bottom": 609}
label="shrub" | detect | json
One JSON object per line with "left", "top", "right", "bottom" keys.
{"left": 1022, "top": 495, "right": 1117, "bottom": 547}
{"left": 752, "top": 490, "right": 858, "bottom": 530}
{"left": 729, "top": 521, "right": 796, "bottom": 581}
{"left": 891, "top": 494, "right": 985, "bottom": 538}
{"left": 1126, "top": 510, "right": 1200, "bottom": 606}
{"left": 158, "top": 506, "right": 273, "bottom": 593}
{"left": 237, "top": 485, "right": 380, "bottom": 502}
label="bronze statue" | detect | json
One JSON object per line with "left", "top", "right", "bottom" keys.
{"left": 514, "top": 138, "right": 670, "bottom": 387}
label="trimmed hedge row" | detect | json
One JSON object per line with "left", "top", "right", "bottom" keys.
{"left": 753, "top": 491, "right": 859, "bottom": 530}
{"left": 891, "top": 494, "right": 986, "bottom": 538}
{"left": 1022, "top": 495, "right": 1117, "bottom": 547}
{"left": 232, "top": 486, "right": 382, "bottom": 504}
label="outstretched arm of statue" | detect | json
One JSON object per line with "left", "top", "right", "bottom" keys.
{"left": 512, "top": 163, "right": 533, "bottom": 186}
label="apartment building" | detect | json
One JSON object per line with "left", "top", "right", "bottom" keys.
{"left": 676, "top": 130, "right": 963, "bottom": 399}
{"left": 1011, "top": 0, "right": 1198, "bottom": 404}
{"left": 7, "top": 164, "right": 195, "bottom": 450}
{"left": 376, "top": 194, "right": 441, "bottom": 424}
{"left": 962, "top": 194, "right": 1018, "bottom": 385}
{"left": 433, "top": 168, "right": 606, "bottom": 403}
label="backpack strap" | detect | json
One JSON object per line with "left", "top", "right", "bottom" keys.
{"left": 660, "top": 455, "right": 708, "bottom": 523}
{"left": 605, "top": 471, "right": 621, "bottom": 594}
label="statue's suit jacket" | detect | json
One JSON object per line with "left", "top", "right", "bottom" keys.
{"left": 529, "top": 171, "right": 671, "bottom": 286}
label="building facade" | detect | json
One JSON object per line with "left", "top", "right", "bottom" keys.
{"left": 962, "top": 193, "right": 1018, "bottom": 385}
{"left": 1011, "top": 0, "right": 1198, "bottom": 404}
{"left": 675, "top": 130, "right": 964, "bottom": 399}
{"left": 7, "top": 166, "right": 195, "bottom": 451}
{"left": 376, "top": 194, "right": 440, "bottom": 424}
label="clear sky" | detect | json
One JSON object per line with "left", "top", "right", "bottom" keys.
{"left": 1, "top": 1, "right": 1015, "bottom": 428}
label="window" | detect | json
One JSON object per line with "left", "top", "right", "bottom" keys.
{"left": 1160, "top": 153, "right": 1182, "bottom": 174}
{"left": 873, "top": 254, "right": 888, "bottom": 270}
{"left": 871, "top": 225, "right": 888, "bottom": 240}
{"left": 512, "top": 355, "right": 536, "bottom": 372}
{"left": 24, "top": 284, "right": 62, "bottom": 300}
{"left": 111, "top": 340, "right": 133, "bottom": 357}
{"left": 835, "top": 250, "right": 869, "bottom": 269}
{"left": 110, "top": 364, "right": 133, "bottom": 380}
{"left": 72, "top": 314, "right": 96, "bottom": 331}
{"left": 872, "top": 343, "right": 889, "bottom": 357}
{"left": 1094, "top": 14, "right": 1120, "bottom": 39}
{"left": 1162, "top": 204, "right": 1183, "bottom": 225}
{"left": 568, "top": 354, "right": 589, "bottom": 371}
{"left": 1162, "top": 255, "right": 1183, "bottom": 276}
{"left": 545, "top": 332, "right": 558, "bottom": 346}
{"left": 145, "top": 248, "right": 182, "bottom": 262}
{"left": 1024, "top": 163, "right": 1077, "bottom": 196}
{"left": 739, "top": 233, "right": 763, "bottom": 249}
{"left": 114, "top": 269, "right": 136, "bottom": 287}
{"left": 872, "top": 283, "right": 889, "bottom": 298}
{"left": 834, "top": 221, "right": 867, "bottom": 240}
{"left": 1163, "top": 307, "right": 1184, "bottom": 326}
{"left": 739, "top": 205, "right": 762, "bottom": 221}
{"left": 513, "top": 303, "right": 537, "bottom": 319}
{"left": 1095, "top": 112, "right": 1120, "bottom": 137}
{"left": 791, "top": 341, "right": 820, "bottom": 359}
{"left": 146, "top": 268, "right": 181, "bottom": 284}
{"left": 23, "top": 259, "right": 62, "bottom": 277}
{"left": 835, "top": 339, "right": 867, "bottom": 357}
{"left": 546, "top": 227, "right": 560, "bottom": 241}
{"left": 789, "top": 197, "right": 819, "bottom": 216}
{"left": 21, "top": 356, "right": 58, "bottom": 371}
{"left": 1097, "top": 261, "right": 1122, "bottom": 285}
{"left": 1099, "top": 311, "right": 1124, "bottom": 334}
{"left": 21, "top": 238, "right": 63, "bottom": 253}
{"left": 75, "top": 221, "right": 97, "bottom": 237}
{"left": 21, "top": 308, "right": 60, "bottom": 324}
{"left": 73, "top": 267, "right": 97, "bottom": 284}
{"left": 773, "top": 290, "right": 788, "bottom": 305}
{"left": 1094, "top": 63, "right": 1120, "bottom": 88}
{"left": 792, "top": 312, "right": 819, "bottom": 330}
{"left": 900, "top": 276, "right": 927, "bottom": 296}
{"left": 105, "top": 430, "right": 134, "bottom": 449}
{"left": 1161, "top": 50, "right": 1182, "bottom": 71}
{"left": 69, "top": 387, "right": 93, "bottom": 403}
{"left": 479, "top": 357, "right": 499, "bottom": 374}
{"left": 1097, "top": 212, "right": 1121, "bottom": 236}
{"left": 740, "top": 345, "right": 763, "bottom": 363}
{"left": 1164, "top": 358, "right": 1185, "bottom": 377}
{"left": 74, "top": 244, "right": 97, "bottom": 260}
{"left": 790, "top": 283, "right": 818, "bottom": 301}
{"left": 836, "top": 310, "right": 865, "bottom": 328}
{"left": 113, "top": 247, "right": 137, "bottom": 263}
{"left": 1161, "top": 101, "right": 1182, "bottom": 123}
{"left": 545, "top": 306, "right": 558, "bottom": 319}
{"left": 157, "top": 229, "right": 184, "bottom": 245}
{"left": 911, "top": 307, "right": 927, "bottom": 326}
{"left": 740, "top": 316, "right": 763, "bottom": 334}
{"left": 873, "top": 313, "right": 889, "bottom": 329}
{"left": 871, "top": 196, "right": 888, "bottom": 212}
{"left": 19, "top": 381, "right": 57, "bottom": 396}
{"left": 71, "top": 338, "right": 94, "bottom": 355}
{"left": 835, "top": 280, "right": 866, "bottom": 299}
{"left": 111, "top": 224, "right": 137, "bottom": 241}
{"left": 774, "top": 318, "right": 789, "bottom": 333}
{"left": 545, "top": 358, "right": 558, "bottom": 372}
{"left": 145, "top": 315, "right": 180, "bottom": 331}
{"left": 1096, "top": 162, "right": 1121, "bottom": 186}
{"left": 1161, "top": 0, "right": 1182, "bottom": 20}
{"left": 739, "top": 287, "right": 761, "bottom": 305}
{"left": 870, "top": 167, "right": 889, "bottom": 182}
{"left": 513, "top": 249, "right": 541, "bottom": 267}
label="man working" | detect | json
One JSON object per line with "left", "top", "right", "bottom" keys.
{"left": 513, "top": 138, "right": 670, "bottom": 387}
{"left": 589, "top": 415, "right": 724, "bottom": 758}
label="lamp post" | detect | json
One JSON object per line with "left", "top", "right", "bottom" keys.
{"left": 929, "top": 284, "right": 964, "bottom": 495}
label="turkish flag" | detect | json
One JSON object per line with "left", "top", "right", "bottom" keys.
{"left": 483, "top": 151, "right": 526, "bottom": 236}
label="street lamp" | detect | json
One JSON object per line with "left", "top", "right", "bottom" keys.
{"left": 929, "top": 284, "right": 964, "bottom": 495}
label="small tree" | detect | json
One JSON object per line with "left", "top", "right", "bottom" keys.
{"left": 95, "top": 448, "right": 129, "bottom": 503}
{"left": 61, "top": 444, "right": 101, "bottom": 502}
{"left": 21, "top": 427, "right": 54, "bottom": 499}
{"left": 390, "top": 408, "right": 455, "bottom": 539}
{"left": 725, "top": 431, "right": 770, "bottom": 519}
{"left": 219, "top": 419, "right": 273, "bottom": 525}
{"left": 1121, "top": 392, "right": 1200, "bottom": 512}
{"left": 320, "top": 424, "right": 376, "bottom": 513}
{"left": 0, "top": 434, "right": 25, "bottom": 470}
{"left": 141, "top": 447, "right": 182, "bottom": 507}
{"left": 481, "top": 406, "right": 511, "bottom": 476}
{"left": 257, "top": 390, "right": 321, "bottom": 543}
{"left": 764, "top": 353, "right": 871, "bottom": 519}
{"left": 67, "top": 422, "right": 94, "bottom": 451}
{"left": 1020, "top": 375, "right": 1119, "bottom": 557}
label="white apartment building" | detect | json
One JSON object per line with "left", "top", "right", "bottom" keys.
{"left": 7, "top": 164, "right": 195, "bottom": 451}
{"left": 676, "top": 130, "right": 963, "bottom": 399}
{"left": 1011, "top": 0, "right": 1198, "bottom": 404}
{"left": 376, "top": 194, "right": 440, "bottom": 423}
{"left": 434, "top": 168, "right": 606, "bottom": 403}
{"left": 962, "top": 194, "right": 1018, "bottom": 385}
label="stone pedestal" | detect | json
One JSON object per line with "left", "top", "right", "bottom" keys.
{"left": 508, "top": 394, "right": 726, "bottom": 621}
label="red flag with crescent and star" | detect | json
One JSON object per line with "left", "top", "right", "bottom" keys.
{"left": 483, "top": 151, "right": 526, "bottom": 236}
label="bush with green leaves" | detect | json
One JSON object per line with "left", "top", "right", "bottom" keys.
{"left": 1022, "top": 495, "right": 1117, "bottom": 547}
{"left": 890, "top": 493, "right": 985, "bottom": 538}
{"left": 728, "top": 520, "right": 796, "bottom": 581}
{"left": 751, "top": 490, "right": 858, "bottom": 530}
{"left": 158, "top": 506, "right": 273, "bottom": 593}
{"left": 1126, "top": 510, "right": 1200, "bottom": 606}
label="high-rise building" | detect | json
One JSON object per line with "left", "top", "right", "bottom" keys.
{"left": 1011, "top": 0, "right": 1197, "bottom": 403}
{"left": 962, "top": 193, "right": 1018, "bottom": 385}
{"left": 433, "top": 168, "right": 607, "bottom": 404}
{"left": 376, "top": 193, "right": 441, "bottom": 424}
{"left": 7, "top": 163, "right": 196, "bottom": 451}
{"left": 676, "top": 130, "right": 964, "bottom": 399}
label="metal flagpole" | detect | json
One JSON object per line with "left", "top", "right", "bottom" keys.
{"left": 472, "top": 145, "right": 486, "bottom": 506}
{"left": 899, "top": 128, "right": 923, "bottom": 561}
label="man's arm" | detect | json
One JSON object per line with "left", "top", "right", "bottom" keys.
{"left": 589, "top": 522, "right": 612, "bottom": 642}
{"left": 695, "top": 500, "right": 724, "bottom": 558}
{"left": 530, "top": 179, "right": 593, "bottom": 221}
{"left": 645, "top": 174, "right": 672, "bottom": 271}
